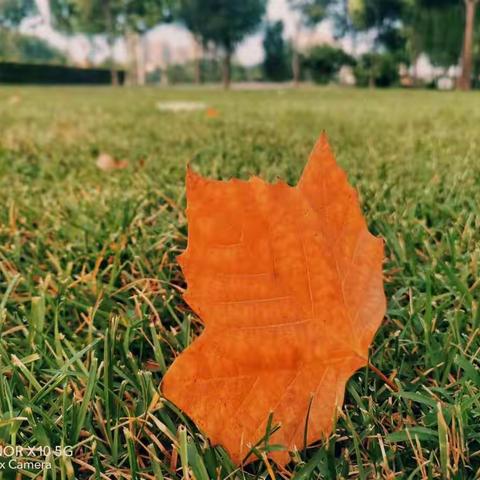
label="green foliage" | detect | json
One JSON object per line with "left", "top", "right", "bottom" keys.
{"left": 348, "top": 0, "right": 409, "bottom": 60}
{"left": 177, "top": 0, "right": 267, "bottom": 53}
{"left": 50, "top": 0, "right": 174, "bottom": 85}
{"left": 160, "top": 59, "right": 260, "bottom": 84}
{"left": 414, "top": 3, "right": 464, "bottom": 68}
{"left": 347, "top": 0, "right": 472, "bottom": 71}
{"left": 303, "top": 44, "right": 354, "bottom": 84}
{"left": 0, "top": 30, "right": 66, "bottom": 64}
{"left": 288, "top": 0, "right": 333, "bottom": 26}
{"left": 122, "top": 0, "right": 176, "bottom": 33}
{"left": 164, "top": 63, "right": 198, "bottom": 84}
{"left": 0, "top": 86, "right": 479, "bottom": 477}
{"left": 0, "top": 0, "right": 36, "bottom": 28}
{"left": 262, "top": 21, "right": 292, "bottom": 82}
{"left": 349, "top": 0, "right": 405, "bottom": 31}
{"left": 50, "top": 0, "right": 173, "bottom": 37}
{"left": 377, "top": 25, "right": 409, "bottom": 62}
{"left": 354, "top": 52, "right": 399, "bottom": 87}
{"left": 50, "top": 0, "right": 108, "bottom": 36}
{"left": 177, "top": 0, "right": 266, "bottom": 87}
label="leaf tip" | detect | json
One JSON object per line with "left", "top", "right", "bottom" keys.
{"left": 186, "top": 163, "right": 203, "bottom": 184}
{"left": 186, "top": 165, "right": 210, "bottom": 200}
{"left": 177, "top": 252, "right": 186, "bottom": 267}
{"left": 298, "top": 131, "right": 335, "bottom": 188}
{"left": 311, "top": 130, "right": 332, "bottom": 159}
{"left": 319, "top": 129, "right": 329, "bottom": 145}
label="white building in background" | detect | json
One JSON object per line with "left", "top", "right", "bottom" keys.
{"left": 294, "top": 22, "right": 336, "bottom": 51}
{"left": 409, "top": 54, "right": 460, "bottom": 88}
{"left": 144, "top": 25, "right": 197, "bottom": 74}
{"left": 338, "top": 65, "right": 355, "bottom": 86}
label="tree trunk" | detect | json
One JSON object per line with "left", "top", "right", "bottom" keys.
{"left": 369, "top": 71, "right": 375, "bottom": 88}
{"left": 292, "top": 49, "right": 300, "bottom": 87}
{"left": 160, "top": 43, "right": 171, "bottom": 87}
{"left": 126, "top": 32, "right": 145, "bottom": 86}
{"left": 160, "top": 68, "right": 169, "bottom": 86}
{"left": 222, "top": 50, "right": 231, "bottom": 89}
{"left": 107, "top": 37, "right": 118, "bottom": 86}
{"left": 411, "top": 59, "right": 418, "bottom": 87}
{"left": 409, "top": 27, "right": 419, "bottom": 87}
{"left": 126, "top": 32, "right": 136, "bottom": 85}
{"left": 459, "top": 0, "right": 477, "bottom": 91}
{"left": 194, "top": 58, "right": 201, "bottom": 84}
{"left": 292, "top": 20, "right": 301, "bottom": 87}
{"left": 351, "top": 31, "right": 358, "bottom": 57}
{"left": 194, "top": 37, "right": 202, "bottom": 84}
{"left": 103, "top": 0, "right": 118, "bottom": 86}
{"left": 135, "top": 33, "right": 146, "bottom": 86}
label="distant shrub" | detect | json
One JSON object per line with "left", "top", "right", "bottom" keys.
{"left": 303, "top": 45, "right": 355, "bottom": 85}
{"left": 354, "top": 53, "right": 399, "bottom": 88}
{"left": 0, "top": 30, "right": 66, "bottom": 64}
{"left": 159, "top": 58, "right": 261, "bottom": 85}
{"left": 262, "top": 20, "right": 292, "bottom": 82}
{"left": 165, "top": 63, "right": 194, "bottom": 84}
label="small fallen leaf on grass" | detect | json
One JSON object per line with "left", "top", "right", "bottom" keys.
{"left": 206, "top": 107, "right": 220, "bottom": 118}
{"left": 8, "top": 95, "right": 21, "bottom": 106}
{"left": 162, "top": 133, "right": 386, "bottom": 466}
{"left": 96, "top": 153, "right": 128, "bottom": 171}
{"left": 144, "top": 359, "right": 162, "bottom": 372}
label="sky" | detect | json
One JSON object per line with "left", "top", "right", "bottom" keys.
{"left": 24, "top": 0, "right": 336, "bottom": 67}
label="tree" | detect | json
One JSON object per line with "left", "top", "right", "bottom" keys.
{"left": 0, "top": 30, "right": 66, "bottom": 63}
{"left": 353, "top": 51, "right": 399, "bottom": 86}
{"left": 459, "top": 0, "right": 478, "bottom": 90}
{"left": 121, "top": 0, "right": 176, "bottom": 85}
{"left": 262, "top": 21, "right": 291, "bottom": 81}
{"left": 50, "top": 0, "right": 122, "bottom": 83}
{"left": 289, "top": 0, "right": 333, "bottom": 23}
{"left": 303, "top": 44, "right": 354, "bottom": 83}
{"left": 176, "top": 0, "right": 204, "bottom": 83}
{"left": 51, "top": 0, "right": 174, "bottom": 85}
{"left": 346, "top": 0, "right": 429, "bottom": 84}
{"left": 348, "top": 0, "right": 406, "bottom": 50}
{"left": 416, "top": 0, "right": 478, "bottom": 90}
{"left": 178, "top": 0, "right": 266, "bottom": 88}
{"left": 415, "top": 2, "right": 463, "bottom": 69}
{"left": 0, "top": 0, "right": 36, "bottom": 29}
{"left": 288, "top": 0, "right": 334, "bottom": 85}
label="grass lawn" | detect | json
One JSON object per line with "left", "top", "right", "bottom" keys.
{"left": 0, "top": 86, "right": 479, "bottom": 479}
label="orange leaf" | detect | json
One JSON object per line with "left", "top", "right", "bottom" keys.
{"left": 206, "top": 107, "right": 220, "bottom": 119}
{"left": 162, "top": 133, "right": 386, "bottom": 466}
{"left": 96, "top": 153, "right": 128, "bottom": 171}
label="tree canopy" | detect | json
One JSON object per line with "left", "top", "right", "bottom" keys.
{"left": 0, "top": 0, "right": 36, "bottom": 29}
{"left": 0, "top": 30, "right": 66, "bottom": 63}
{"left": 178, "top": 0, "right": 266, "bottom": 87}
{"left": 262, "top": 20, "right": 291, "bottom": 81}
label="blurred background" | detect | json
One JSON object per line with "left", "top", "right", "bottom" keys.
{"left": 0, "top": 0, "right": 479, "bottom": 90}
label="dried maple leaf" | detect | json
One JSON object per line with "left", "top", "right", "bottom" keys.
{"left": 162, "top": 133, "right": 386, "bottom": 466}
